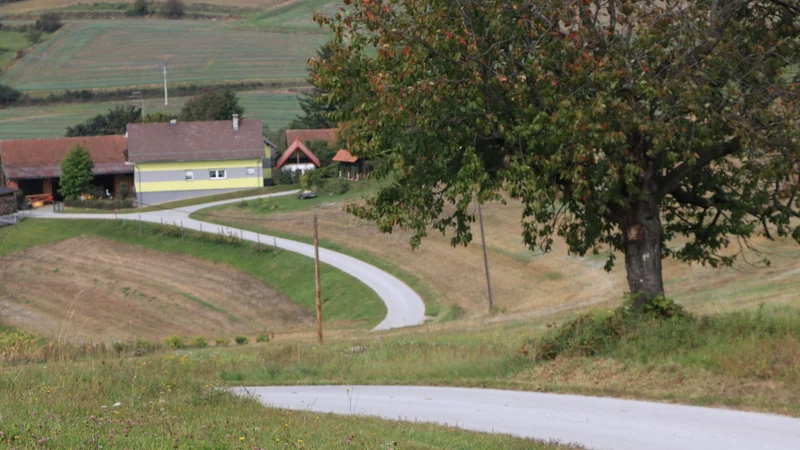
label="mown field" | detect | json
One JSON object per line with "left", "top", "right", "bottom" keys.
{"left": 0, "top": 89, "right": 302, "bottom": 138}
{"left": 0, "top": 19, "right": 330, "bottom": 91}
{"left": 0, "top": 0, "right": 301, "bottom": 14}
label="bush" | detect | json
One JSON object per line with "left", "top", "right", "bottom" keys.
{"left": 191, "top": 336, "right": 208, "bottom": 348}
{"left": 25, "top": 28, "right": 42, "bottom": 45}
{"left": 533, "top": 295, "right": 689, "bottom": 361}
{"left": 35, "top": 12, "right": 62, "bottom": 32}
{"left": 163, "top": 335, "right": 184, "bottom": 349}
{"left": 0, "top": 84, "right": 22, "bottom": 106}
{"left": 127, "top": 0, "right": 149, "bottom": 16}
{"left": 275, "top": 169, "right": 296, "bottom": 185}
{"left": 256, "top": 332, "right": 270, "bottom": 343}
{"left": 321, "top": 177, "right": 349, "bottom": 195}
{"left": 164, "top": 0, "right": 184, "bottom": 18}
{"left": 214, "top": 337, "right": 227, "bottom": 346}
{"left": 234, "top": 336, "right": 248, "bottom": 345}
{"left": 59, "top": 145, "right": 94, "bottom": 200}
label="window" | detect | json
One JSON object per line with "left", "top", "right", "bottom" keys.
{"left": 185, "top": 170, "right": 194, "bottom": 181}
{"left": 246, "top": 167, "right": 256, "bottom": 176}
{"left": 209, "top": 169, "right": 226, "bottom": 180}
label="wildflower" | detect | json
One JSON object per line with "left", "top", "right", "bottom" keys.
{"left": 38, "top": 437, "right": 49, "bottom": 445}
{"left": 112, "top": 402, "right": 121, "bottom": 408}
{"left": 240, "top": 437, "right": 245, "bottom": 441}
{"left": 298, "top": 439, "right": 303, "bottom": 444}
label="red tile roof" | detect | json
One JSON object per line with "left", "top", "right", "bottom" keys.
{"left": 127, "top": 119, "right": 263, "bottom": 163}
{"left": 285, "top": 128, "right": 339, "bottom": 147}
{"left": 276, "top": 140, "right": 321, "bottom": 169}
{"left": 0, "top": 136, "right": 129, "bottom": 179}
{"left": 332, "top": 149, "right": 358, "bottom": 163}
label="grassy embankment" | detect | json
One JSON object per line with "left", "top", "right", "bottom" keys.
{"left": 0, "top": 218, "right": 385, "bottom": 328}
{"left": 62, "top": 184, "right": 299, "bottom": 213}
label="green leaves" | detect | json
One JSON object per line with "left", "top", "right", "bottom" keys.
{"left": 59, "top": 145, "right": 94, "bottom": 200}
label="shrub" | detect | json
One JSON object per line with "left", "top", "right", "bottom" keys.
{"left": 321, "top": 177, "right": 349, "bottom": 195}
{"left": 234, "top": 336, "right": 248, "bottom": 345}
{"left": 0, "top": 84, "right": 22, "bottom": 106}
{"left": 164, "top": 0, "right": 184, "bottom": 18}
{"left": 533, "top": 295, "right": 689, "bottom": 361}
{"left": 35, "top": 12, "right": 62, "bottom": 32}
{"left": 191, "top": 336, "right": 208, "bottom": 348}
{"left": 127, "top": 0, "right": 149, "bottom": 16}
{"left": 25, "top": 28, "right": 42, "bottom": 45}
{"left": 256, "top": 332, "right": 270, "bottom": 343}
{"left": 163, "top": 335, "right": 184, "bottom": 349}
{"left": 275, "top": 169, "right": 295, "bottom": 185}
{"left": 179, "top": 89, "right": 242, "bottom": 121}
{"left": 214, "top": 337, "right": 227, "bottom": 346}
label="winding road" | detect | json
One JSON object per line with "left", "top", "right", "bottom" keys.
{"left": 26, "top": 191, "right": 800, "bottom": 449}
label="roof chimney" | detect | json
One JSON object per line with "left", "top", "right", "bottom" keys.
{"left": 170, "top": 119, "right": 177, "bottom": 125}
{"left": 233, "top": 114, "right": 239, "bottom": 131}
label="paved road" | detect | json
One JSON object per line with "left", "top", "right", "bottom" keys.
{"left": 234, "top": 385, "right": 800, "bottom": 450}
{"left": 26, "top": 190, "right": 426, "bottom": 330}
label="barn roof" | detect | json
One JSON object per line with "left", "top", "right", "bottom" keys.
{"left": 285, "top": 128, "right": 338, "bottom": 147}
{"left": 0, "top": 135, "right": 130, "bottom": 179}
{"left": 332, "top": 149, "right": 358, "bottom": 163}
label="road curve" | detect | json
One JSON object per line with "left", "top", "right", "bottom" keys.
{"left": 234, "top": 385, "right": 800, "bottom": 450}
{"left": 26, "top": 190, "right": 426, "bottom": 330}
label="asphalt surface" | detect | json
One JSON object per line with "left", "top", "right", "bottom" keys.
{"left": 234, "top": 385, "right": 800, "bottom": 450}
{"left": 26, "top": 190, "right": 426, "bottom": 330}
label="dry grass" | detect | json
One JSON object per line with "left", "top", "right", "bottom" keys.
{"left": 1, "top": 236, "right": 313, "bottom": 343}
{"left": 0, "top": 0, "right": 297, "bottom": 14}
{"left": 203, "top": 197, "right": 800, "bottom": 321}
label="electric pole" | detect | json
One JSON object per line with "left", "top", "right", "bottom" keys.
{"left": 161, "top": 64, "right": 169, "bottom": 106}
{"left": 313, "top": 213, "right": 323, "bottom": 344}
{"left": 477, "top": 201, "right": 494, "bottom": 312}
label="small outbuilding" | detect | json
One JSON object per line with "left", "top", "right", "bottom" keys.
{"left": 332, "top": 149, "right": 367, "bottom": 180}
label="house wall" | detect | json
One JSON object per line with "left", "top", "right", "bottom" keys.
{"left": 134, "top": 158, "right": 263, "bottom": 206}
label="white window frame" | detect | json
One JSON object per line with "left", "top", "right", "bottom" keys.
{"left": 246, "top": 167, "right": 256, "bottom": 176}
{"left": 185, "top": 170, "right": 194, "bottom": 181}
{"left": 209, "top": 169, "right": 227, "bottom": 180}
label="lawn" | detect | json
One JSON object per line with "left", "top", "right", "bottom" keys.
{"left": 0, "top": 30, "right": 36, "bottom": 72}
{"left": 0, "top": 354, "right": 561, "bottom": 449}
{"left": 0, "top": 20, "right": 330, "bottom": 91}
{"left": 244, "top": 0, "right": 339, "bottom": 32}
{"left": 0, "top": 218, "right": 386, "bottom": 330}
{"left": 0, "top": 89, "right": 303, "bottom": 139}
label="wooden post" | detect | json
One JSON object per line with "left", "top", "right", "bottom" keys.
{"left": 138, "top": 215, "right": 142, "bottom": 235}
{"left": 313, "top": 213, "right": 323, "bottom": 344}
{"left": 477, "top": 201, "right": 494, "bottom": 312}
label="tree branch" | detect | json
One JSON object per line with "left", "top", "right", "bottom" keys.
{"left": 656, "top": 139, "right": 740, "bottom": 199}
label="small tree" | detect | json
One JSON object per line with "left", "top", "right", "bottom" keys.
{"left": 142, "top": 112, "right": 175, "bottom": 123}
{"left": 25, "top": 28, "right": 42, "bottom": 45}
{"left": 306, "top": 140, "right": 336, "bottom": 166}
{"left": 35, "top": 12, "right": 62, "bottom": 32}
{"left": 179, "top": 89, "right": 243, "bottom": 121}
{"left": 66, "top": 105, "right": 141, "bottom": 137}
{"left": 164, "top": 0, "right": 184, "bottom": 19}
{"left": 59, "top": 145, "right": 94, "bottom": 200}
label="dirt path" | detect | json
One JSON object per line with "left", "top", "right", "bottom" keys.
{"left": 0, "top": 236, "right": 313, "bottom": 343}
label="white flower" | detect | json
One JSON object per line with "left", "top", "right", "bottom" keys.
{"left": 112, "top": 402, "right": 121, "bottom": 408}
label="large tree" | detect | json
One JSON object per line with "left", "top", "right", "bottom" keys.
{"left": 179, "top": 89, "right": 244, "bottom": 121}
{"left": 294, "top": 41, "right": 341, "bottom": 130}
{"left": 315, "top": 0, "right": 800, "bottom": 308}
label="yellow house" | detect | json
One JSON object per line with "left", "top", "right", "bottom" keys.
{"left": 126, "top": 116, "right": 270, "bottom": 206}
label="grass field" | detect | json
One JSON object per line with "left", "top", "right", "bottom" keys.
{"left": 0, "top": 218, "right": 386, "bottom": 341}
{"left": 0, "top": 0, "right": 300, "bottom": 14}
{"left": 245, "top": 0, "right": 339, "bottom": 32}
{"left": 0, "top": 20, "right": 329, "bottom": 91}
{"left": 0, "top": 88, "right": 303, "bottom": 138}
{"left": 195, "top": 182, "right": 800, "bottom": 321}
{"left": 0, "top": 29, "right": 49, "bottom": 72}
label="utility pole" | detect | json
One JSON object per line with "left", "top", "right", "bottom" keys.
{"left": 160, "top": 64, "right": 169, "bottom": 106}
{"left": 313, "top": 213, "right": 323, "bottom": 344}
{"left": 477, "top": 201, "right": 494, "bottom": 312}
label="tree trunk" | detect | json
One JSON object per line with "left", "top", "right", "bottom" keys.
{"left": 622, "top": 201, "right": 665, "bottom": 308}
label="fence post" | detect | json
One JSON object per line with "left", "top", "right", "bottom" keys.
{"left": 138, "top": 215, "right": 142, "bottom": 235}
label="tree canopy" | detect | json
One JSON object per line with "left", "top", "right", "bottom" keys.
{"left": 315, "top": 0, "right": 800, "bottom": 307}
{"left": 65, "top": 105, "right": 141, "bottom": 137}
{"left": 179, "top": 89, "right": 243, "bottom": 122}
{"left": 294, "top": 41, "right": 341, "bottom": 130}
{"left": 59, "top": 145, "right": 94, "bottom": 200}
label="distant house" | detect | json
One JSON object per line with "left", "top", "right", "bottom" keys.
{"left": 126, "top": 115, "right": 269, "bottom": 206}
{"left": 0, "top": 186, "right": 19, "bottom": 216}
{"left": 276, "top": 128, "right": 339, "bottom": 174}
{"left": 0, "top": 136, "right": 132, "bottom": 201}
{"left": 332, "top": 149, "right": 368, "bottom": 180}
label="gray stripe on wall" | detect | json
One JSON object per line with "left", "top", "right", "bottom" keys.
{"left": 138, "top": 188, "right": 248, "bottom": 206}
{"left": 139, "top": 166, "right": 260, "bottom": 183}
